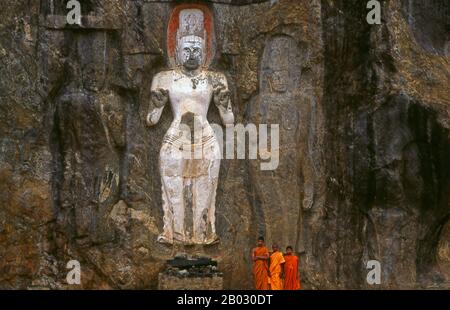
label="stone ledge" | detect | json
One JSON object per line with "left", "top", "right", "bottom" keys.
{"left": 158, "top": 273, "right": 223, "bottom": 290}
{"left": 158, "top": 257, "right": 223, "bottom": 289}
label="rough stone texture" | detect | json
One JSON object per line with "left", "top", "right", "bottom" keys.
{"left": 0, "top": 0, "right": 448, "bottom": 289}
{"left": 158, "top": 272, "right": 223, "bottom": 290}
{"left": 158, "top": 263, "right": 223, "bottom": 290}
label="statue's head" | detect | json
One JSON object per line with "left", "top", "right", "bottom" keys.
{"left": 174, "top": 8, "right": 207, "bottom": 70}
{"left": 260, "top": 35, "right": 301, "bottom": 94}
{"left": 177, "top": 35, "right": 204, "bottom": 71}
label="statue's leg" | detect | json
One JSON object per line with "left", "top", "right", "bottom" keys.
{"left": 159, "top": 143, "right": 185, "bottom": 244}
{"left": 160, "top": 174, "right": 184, "bottom": 243}
{"left": 158, "top": 176, "right": 173, "bottom": 244}
{"left": 192, "top": 157, "right": 220, "bottom": 244}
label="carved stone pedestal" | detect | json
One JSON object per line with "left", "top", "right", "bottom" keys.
{"left": 158, "top": 256, "right": 223, "bottom": 290}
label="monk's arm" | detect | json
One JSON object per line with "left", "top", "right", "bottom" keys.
{"left": 251, "top": 248, "right": 269, "bottom": 261}
{"left": 255, "top": 253, "right": 269, "bottom": 260}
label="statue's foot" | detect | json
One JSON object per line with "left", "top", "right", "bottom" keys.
{"left": 173, "top": 233, "right": 188, "bottom": 245}
{"left": 204, "top": 235, "right": 220, "bottom": 246}
{"left": 157, "top": 234, "right": 173, "bottom": 245}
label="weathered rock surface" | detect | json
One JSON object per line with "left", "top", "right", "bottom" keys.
{"left": 0, "top": 0, "right": 448, "bottom": 289}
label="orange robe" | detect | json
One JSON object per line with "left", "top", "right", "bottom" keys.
{"left": 253, "top": 246, "right": 269, "bottom": 290}
{"left": 284, "top": 254, "right": 301, "bottom": 290}
{"left": 269, "top": 251, "right": 285, "bottom": 290}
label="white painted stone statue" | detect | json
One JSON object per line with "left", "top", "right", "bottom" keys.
{"left": 146, "top": 8, "right": 234, "bottom": 245}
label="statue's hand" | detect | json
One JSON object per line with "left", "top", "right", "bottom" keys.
{"left": 213, "top": 85, "right": 230, "bottom": 109}
{"left": 151, "top": 88, "right": 169, "bottom": 108}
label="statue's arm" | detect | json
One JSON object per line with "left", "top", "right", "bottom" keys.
{"left": 146, "top": 73, "right": 169, "bottom": 127}
{"left": 213, "top": 73, "right": 234, "bottom": 125}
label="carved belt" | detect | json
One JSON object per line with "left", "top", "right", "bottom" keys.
{"left": 163, "top": 124, "right": 218, "bottom": 150}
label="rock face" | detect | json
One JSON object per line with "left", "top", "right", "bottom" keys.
{"left": 0, "top": 0, "right": 448, "bottom": 289}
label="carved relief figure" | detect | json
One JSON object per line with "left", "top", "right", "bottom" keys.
{"left": 247, "top": 35, "right": 305, "bottom": 248}
{"left": 55, "top": 31, "right": 124, "bottom": 243}
{"left": 147, "top": 7, "right": 234, "bottom": 245}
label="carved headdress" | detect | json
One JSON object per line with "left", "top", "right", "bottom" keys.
{"left": 175, "top": 9, "right": 206, "bottom": 65}
{"left": 167, "top": 4, "right": 214, "bottom": 67}
{"left": 177, "top": 9, "right": 206, "bottom": 40}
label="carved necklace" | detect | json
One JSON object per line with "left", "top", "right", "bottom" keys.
{"left": 191, "top": 78, "right": 199, "bottom": 89}
{"left": 189, "top": 74, "right": 207, "bottom": 90}
{"left": 175, "top": 68, "right": 206, "bottom": 89}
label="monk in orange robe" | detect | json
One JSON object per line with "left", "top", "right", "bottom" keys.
{"left": 252, "top": 237, "right": 270, "bottom": 290}
{"left": 269, "top": 243, "right": 285, "bottom": 290}
{"left": 283, "top": 246, "right": 301, "bottom": 290}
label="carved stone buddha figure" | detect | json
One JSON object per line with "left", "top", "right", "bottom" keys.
{"left": 146, "top": 8, "right": 234, "bottom": 245}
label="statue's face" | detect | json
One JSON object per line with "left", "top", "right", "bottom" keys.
{"left": 178, "top": 36, "right": 204, "bottom": 70}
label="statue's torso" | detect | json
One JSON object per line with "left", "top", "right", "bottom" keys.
{"left": 156, "top": 69, "right": 221, "bottom": 156}
{"left": 163, "top": 70, "right": 213, "bottom": 124}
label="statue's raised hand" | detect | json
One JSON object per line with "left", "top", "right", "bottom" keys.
{"left": 213, "top": 85, "right": 230, "bottom": 109}
{"left": 151, "top": 88, "right": 169, "bottom": 108}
